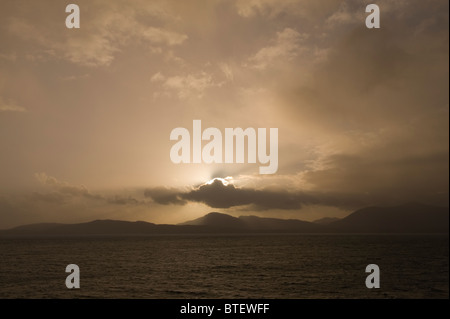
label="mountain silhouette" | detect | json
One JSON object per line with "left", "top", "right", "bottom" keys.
{"left": 0, "top": 203, "right": 447, "bottom": 236}
{"left": 312, "top": 217, "right": 341, "bottom": 225}
{"left": 329, "top": 203, "right": 449, "bottom": 233}
{"left": 179, "top": 212, "right": 245, "bottom": 228}
{"left": 238, "top": 215, "right": 323, "bottom": 231}
{"left": 180, "top": 212, "right": 323, "bottom": 232}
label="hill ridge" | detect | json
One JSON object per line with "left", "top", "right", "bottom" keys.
{"left": 1, "top": 203, "right": 448, "bottom": 236}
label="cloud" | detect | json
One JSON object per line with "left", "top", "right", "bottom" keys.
{"left": 144, "top": 187, "right": 187, "bottom": 205}
{"left": 107, "top": 196, "right": 142, "bottom": 206}
{"left": 141, "top": 27, "right": 188, "bottom": 46}
{"left": 247, "top": 28, "right": 306, "bottom": 70}
{"left": 35, "top": 172, "right": 103, "bottom": 201}
{"left": 151, "top": 72, "right": 165, "bottom": 83}
{"left": 35, "top": 172, "right": 64, "bottom": 187}
{"left": 236, "top": 0, "right": 302, "bottom": 18}
{"left": 264, "top": 0, "right": 449, "bottom": 206}
{"left": 6, "top": 1, "right": 188, "bottom": 67}
{"left": 152, "top": 71, "right": 221, "bottom": 99}
{"left": 183, "top": 179, "right": 306, "bottom": 209}
{"left": 0, "top": 97, "right": 26, "bottom": 112}
{"left": 35, "top": 173, "right": 145, "bottom": 205}
{"left": 144, "top": 179, "right": 369, "bottom": 210}
{"left": 60, "top": 73, "right": 90, "bottom": 81}
{"left": 219, "top": 63, "right": 234, "bottom": 81}
{"left": 0, "top": 53, "right": 17, "bottom": 62}
{"left": 303, "top": 148, "right": 449, "bottom": 207}
{"left": 325, "top": 2, "right": 356, "bottom": 27}
{"left": 0, "top": 104, "right": 26, "bottom": 113}
{"left": 235, "top": 0, "right": 342, "bottom": 24}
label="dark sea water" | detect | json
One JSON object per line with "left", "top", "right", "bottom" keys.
{"left": 0, "top": 234, "right": 448, "bottom": 299}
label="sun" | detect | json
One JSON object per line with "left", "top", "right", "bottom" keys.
{"left": 205, "top": 176, "right": 233, "bottom": 186}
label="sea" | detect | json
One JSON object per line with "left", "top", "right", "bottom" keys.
{"left": 0, "top": 234, "right": 448, "bottom": 299}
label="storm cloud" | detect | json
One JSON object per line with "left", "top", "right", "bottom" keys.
{"left": 145, "top": 179, "right": 372, "bottom": 210}
{"left": 144, "top": 187, "right": 187, "bottom": 205}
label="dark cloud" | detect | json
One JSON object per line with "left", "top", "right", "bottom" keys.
{"left": 144, "top": 187, "right": 187, "bottom": 205}
{"left": 304, "top": 151, "right": 449, "bottom": 207}
{"left": 35, "top": 173, "right": 143, "bottom": 206}
{"left": 274, "top": 0, "right": 449, "bottom": 207}
{"left": 144, "top": 179, "right": 373, "bottom": 210}
{"left": 58, "top": 185, "right": 104, "bottom": 201}
{"left": 182, "top": 180, "right": 309, "bottom": 209}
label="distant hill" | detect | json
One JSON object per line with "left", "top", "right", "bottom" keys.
{"left": 329, "top": 203, "right": 449, "bottom": 233}
{"left": 0, "top": 203, "right": 448, "bottom": 236}
{"left": 312, "top": 217, "right": 341, "bottom": 225}
{"left": 179, "top": 212, "right": 245, "bottom": 228}
{"left": 238, "top": 215, "right": 323, "bottom": 232}
{"left": 180, "top": 212, "right": 323, "bottom": 232}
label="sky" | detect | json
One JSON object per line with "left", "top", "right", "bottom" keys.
{"left": 0, "top": 0, "right": 448, "bottom": 228}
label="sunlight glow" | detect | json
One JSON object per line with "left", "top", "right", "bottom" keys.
{"left": 205, "top": 176, "right": 234, "bottom": 186}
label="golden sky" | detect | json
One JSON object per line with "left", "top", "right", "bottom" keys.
{"left": 0, "top": 0, "right": 448, "bottom": 228}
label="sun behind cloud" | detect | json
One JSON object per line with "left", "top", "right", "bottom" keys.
{"left": 204, "top": 176, "right": 234, "bottom": 186}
